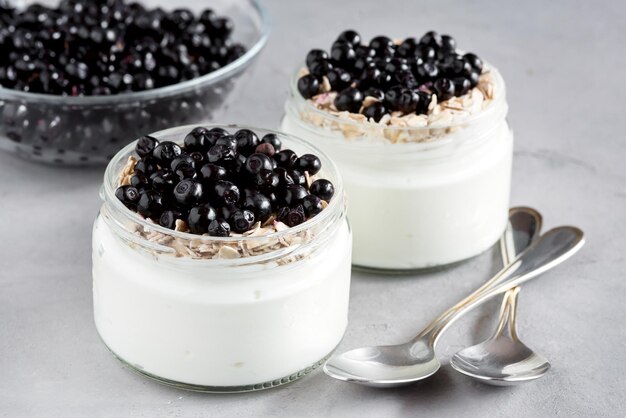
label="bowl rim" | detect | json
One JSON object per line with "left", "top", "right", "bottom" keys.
{"left": 0, "top": 0, "right": 270, "bottom": 105}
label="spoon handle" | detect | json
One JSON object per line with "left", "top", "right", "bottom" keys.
{"left": 422, "top": 207, "right": 542, "bottom": 335}
{"left": 420, "top": 226, "right": 584, "bottom": 345}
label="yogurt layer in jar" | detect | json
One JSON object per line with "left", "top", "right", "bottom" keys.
{"left": 281, "top": 34, "right": 512, "bottom": 270}
{"left": 92, "top": 126, "right": 351, "bottom": 391}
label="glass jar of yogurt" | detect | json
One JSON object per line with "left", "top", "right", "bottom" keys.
{"left": 92, "top": 125, "right": 351, "bottom": 392}
{"left": 281, "top": 65, "right": 512, "bottom": 271}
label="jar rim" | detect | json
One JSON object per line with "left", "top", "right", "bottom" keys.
{"left": 102, "top": 124, "right": 346, "bottom": 248}
{"left": 287, "top": 61, "right": 507, "bottom": 146}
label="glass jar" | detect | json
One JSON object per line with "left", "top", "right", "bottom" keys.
{"left": 92, "top": 125, "right": 351, "bottom": 392}
{"left": 281, "top": 65, "right": 513, "bottom": 271}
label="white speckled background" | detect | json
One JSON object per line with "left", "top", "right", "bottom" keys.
{"left": 1, "top": 0, "right": 625, "bottom": 416}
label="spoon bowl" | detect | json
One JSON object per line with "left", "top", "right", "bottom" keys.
{"left": 450, "top": 337, "right": 550, "bottom": 386}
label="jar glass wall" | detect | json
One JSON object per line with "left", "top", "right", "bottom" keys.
{"left": 281, "top": 66, "right": 513, "bottom": 271}
{"left": 92, "top": 125, "right": 351, "bottom": 392}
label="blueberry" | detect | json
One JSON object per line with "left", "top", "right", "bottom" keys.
{"left": 134, "top": 159, "right": 159, "bottom": 176}
{"left": 452, "top": 77, "right": 472, "bottom": 96}
{"left": 135, "top": 135, "right": 159, "bottom": 158}
{"left": 295, "top": 154, "right": 322, "bottom": 175}
{"left": 433, "top": 77, "right": 455, "bottom": 101}
{"left": 297, "top": 74, "right": 320, "bottom": 99}
{"left": 184, "top": 127, "right": 210, "bottom": 151}
{"left": 213, "top": 180, "right": 239, "bottom": 205}
{"left": 337, "top": 29, "right": 361, "bottom": 46}
{"left": 440, "top": 35, "right": 457, "bottom": 52}
{"left": 274, "top": 150, "right": 298, "bottom": 168}
{"left": 385, "top": 86, "right": 418, "bottom": 113}
{"left": 415, "top": 90, "right": 432, "bottom": 115}
{"left": 415, "top": 61, "right": 439, "bottom": 81}
{"left": 215, "top": 135, "right": 237, "bottom": 150}
{"left": 302, "top": 194, "right": 323, "bottom": 217}
{"left": 153, "top": 141, "right": 182, "bottom": 166}
{"left": 334, "top": 87, "right": 363, "bottom": 113}
{"left": 242, "top": 190, "right": 272, "bottom": 223}
{"left": 261, "top": 133, "right": 281, "bottom": 151}
{"left": 289, "top": 169, "right": 307, "bottom": 186}
{"left": 362, "top": 102, "right": 387, "bottom": 122}
{"left": 137, "top": 190, "right": 164, "bottom": 218}
{"left": 278, "top": 205, "right": 306, "bottom": 227}
{"left": 150, "top": 170, "right": 177, "bottom": 193}
{"left": 115, "top": 185, "right": 141, "bottom": 209}
{"left": 174, "top": 179, "right": 203, "bottom": 207}
{"left": 326, "top": 68, "right": 352, "bottom": 91}
{"left": 419, "top": 31, "right": 442, "bottom": 48}
{"left": 463, "top": 53, "right": 483, "bottom": 73}
{"left": 309, "top": 59, "right": 333, "bottom": 77}
{"left": 245, "top": 153, "right": 273, "bottom": 175}
{"left": 229, "top": 209, "right": 255, "bottom": 233}
{"left": 310, "top": 179, "right": 335, "bottom": 201}
{"left": 330, "top": 41, "right": 356, "bottom": 68}
{"left": 208, "top": 219, "right": 230, "bottom": 237}
{"left": 189, "top": 151, "right": 206, "bottom": 166}
{"left": 187, "top": 204, "right": 217, "bottom": 234}
{"left": 306, "top": 49, "right": 329, "bottom": 69}
{"left": 199, "top": 163, "right": 227, "bottom": 183}
{"left": 207, "top": 144, "right": 236, "bottom": 164}
{"left": 255, "top": 143, "right": 275, "bottom": 157}
{"left": 129, "top": 172, "right": 150, "bottom": 189}
{"left": 282, "top": 185, "right": 308, "bottom": 206}
{"left": 369, "top": 36, "right": 393, "bottom": 53}
{"left": 159, "top": 210, "right": 184, "bottom": 230}
{"left": 233, "top": 129, "right": 260, "bottom": 154}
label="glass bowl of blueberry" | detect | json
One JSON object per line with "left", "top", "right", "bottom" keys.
{"left": 0, "top": 0, "right": 269, "bottom": 165}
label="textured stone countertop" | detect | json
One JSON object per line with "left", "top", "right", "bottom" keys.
{"left": 1, "top": 0, "right": 624, "bottom": 416}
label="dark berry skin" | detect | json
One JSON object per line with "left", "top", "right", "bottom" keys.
{"left": 296, "top": 74, "right": 320, "bottom": 99}
{"left": 289, "top": 169, "right": 307, "bottom": 186}
{"left": 420, "top": 31, "right": 442, "bottom": 48}
{"left": 309, "top": 59, "right": 334, "bottom": 77}
{"left": 173, "top": 179, "right": 204, "bottom": 207}
{"left": 362, "top": 102, "right": 387, "bottom": 122}
{"left": 261, "top": 133, "right": 282, "bottom": 151}
{"left": 199, "top": 163, "right": 227, "bottom": 184}
{"left": 135, "top": 135, "right": 159, "bottom": 158}
{"left": 150, "top": 170, "right": 178, "bottom": 193}
{"left": 170, "top": 155, "right": 196, "bottom": 179}
{"left": 415, "top": 90, "right": 432, "bottom": 115}
{"left": 306, "top": 49, "right": 329, "bottom": 69}
{"left": 213, "top": 180, "right": 240, "bottom": 205}
{"left": 440, "top": 35, "right": 457, "bottom": 52}
{"left": 183, "top": 127, "right": 210, "bottom": 151}
{"left": 134, "top": 159, "right": 159, "bottom": 176}
{"left": 274, "top": 167, "right": 295, "bottom": 187}
{"left": 302, "top": 194, "right": 323, "bottom": 217}
{"left": 229, "top": 209, "right": 255, "bottom": 233}
{"left": 279, "top": 205, "right": 306, "bottom": 227}
{"left": 415, "top": 62, "right": 439, "bottom": 81}
{"left": 245, "top": 153, "right": 274, "bottom": 175}
{"left": 453, "top": 77, "right": 472, "bottom": 96}
{"left": 215, "top": 135, "right": 237, "bottom": 150}
{"left": 130, "top": 173, "right": 150, "bottom": 189}
{"left": 463, "top": 53, "right": 483, "bottom": 73}
{"left": 326, "top": 68, "right": 352, "bottom": 91}
{"left": 187, "top": 204, "right": 217, "bottom": 234}
{"left": 207, "top": 144, "right": 236, "bottom": 165}
{"left": 242, "top": 190, "right": 272, "bottom": 223}
{"left": 159, "top": 210, "right": 184, "bottom": 230}
{"left": 370, "top": 36, "right": 394, "bottom": 53}
{"left": 208, "top": 219, "right": 230, "bottom": 237}
{"left": 337, "top": 29, "right": 361, "bottom": 46}
{"left": 330, "top": 41, "right": 356, "bottom": 68}
{"left": 152, "top": 141, "right": 182, "bottom": 166}
{"left": 233, "top": 129, "right": 260, "bottom": 155}
{"left": 137, "top": 190, "right": 164, "bottom": 218}
{"left": 115, "top": 185, "right": 141, "bottom": 209}
{"left": 334, "top": 87, "right": 363, "bottom": 113}
{"left": 274, "top": 149, "right": 298, "bottom": 169}
{"left": 295, "top": 154, "right": 322, "bottom": 175}
{"left": 433, "top": 77, "right": 455, "bottom": 101}
{"left": 282, "top": 185, "right": 308, "bottom": 207}
{"left": 189, "top": 151, "right": 206, "bottom": 166}
{"left": 385, "top": 86, "right": 419, "bottom": 113}
{"left": 310, "top": 179, "right": 335, "bottom": 202}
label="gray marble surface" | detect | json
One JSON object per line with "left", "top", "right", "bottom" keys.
{"left": 1, "top": 0, "right": 625, "bottom": 417}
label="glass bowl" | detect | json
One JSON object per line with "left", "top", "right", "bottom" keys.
{"left": 0, "top": 0, "right": 269, "bottom": 165}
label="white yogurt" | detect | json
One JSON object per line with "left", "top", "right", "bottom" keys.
{"left": 92, "top": 216, "right": 351, "bottom": 388}
{"left": 281, "top": 67, "right": 513, "bottom": 270}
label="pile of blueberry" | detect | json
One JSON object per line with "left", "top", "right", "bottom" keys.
{"left": 0, "top": 0, "right": 246, "bottom": 95}
{"left": 115, "top": 128, "right": 335, "bottom": 236}
{"left": 297, "top": 30, "right": 484, "bottom": 121}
